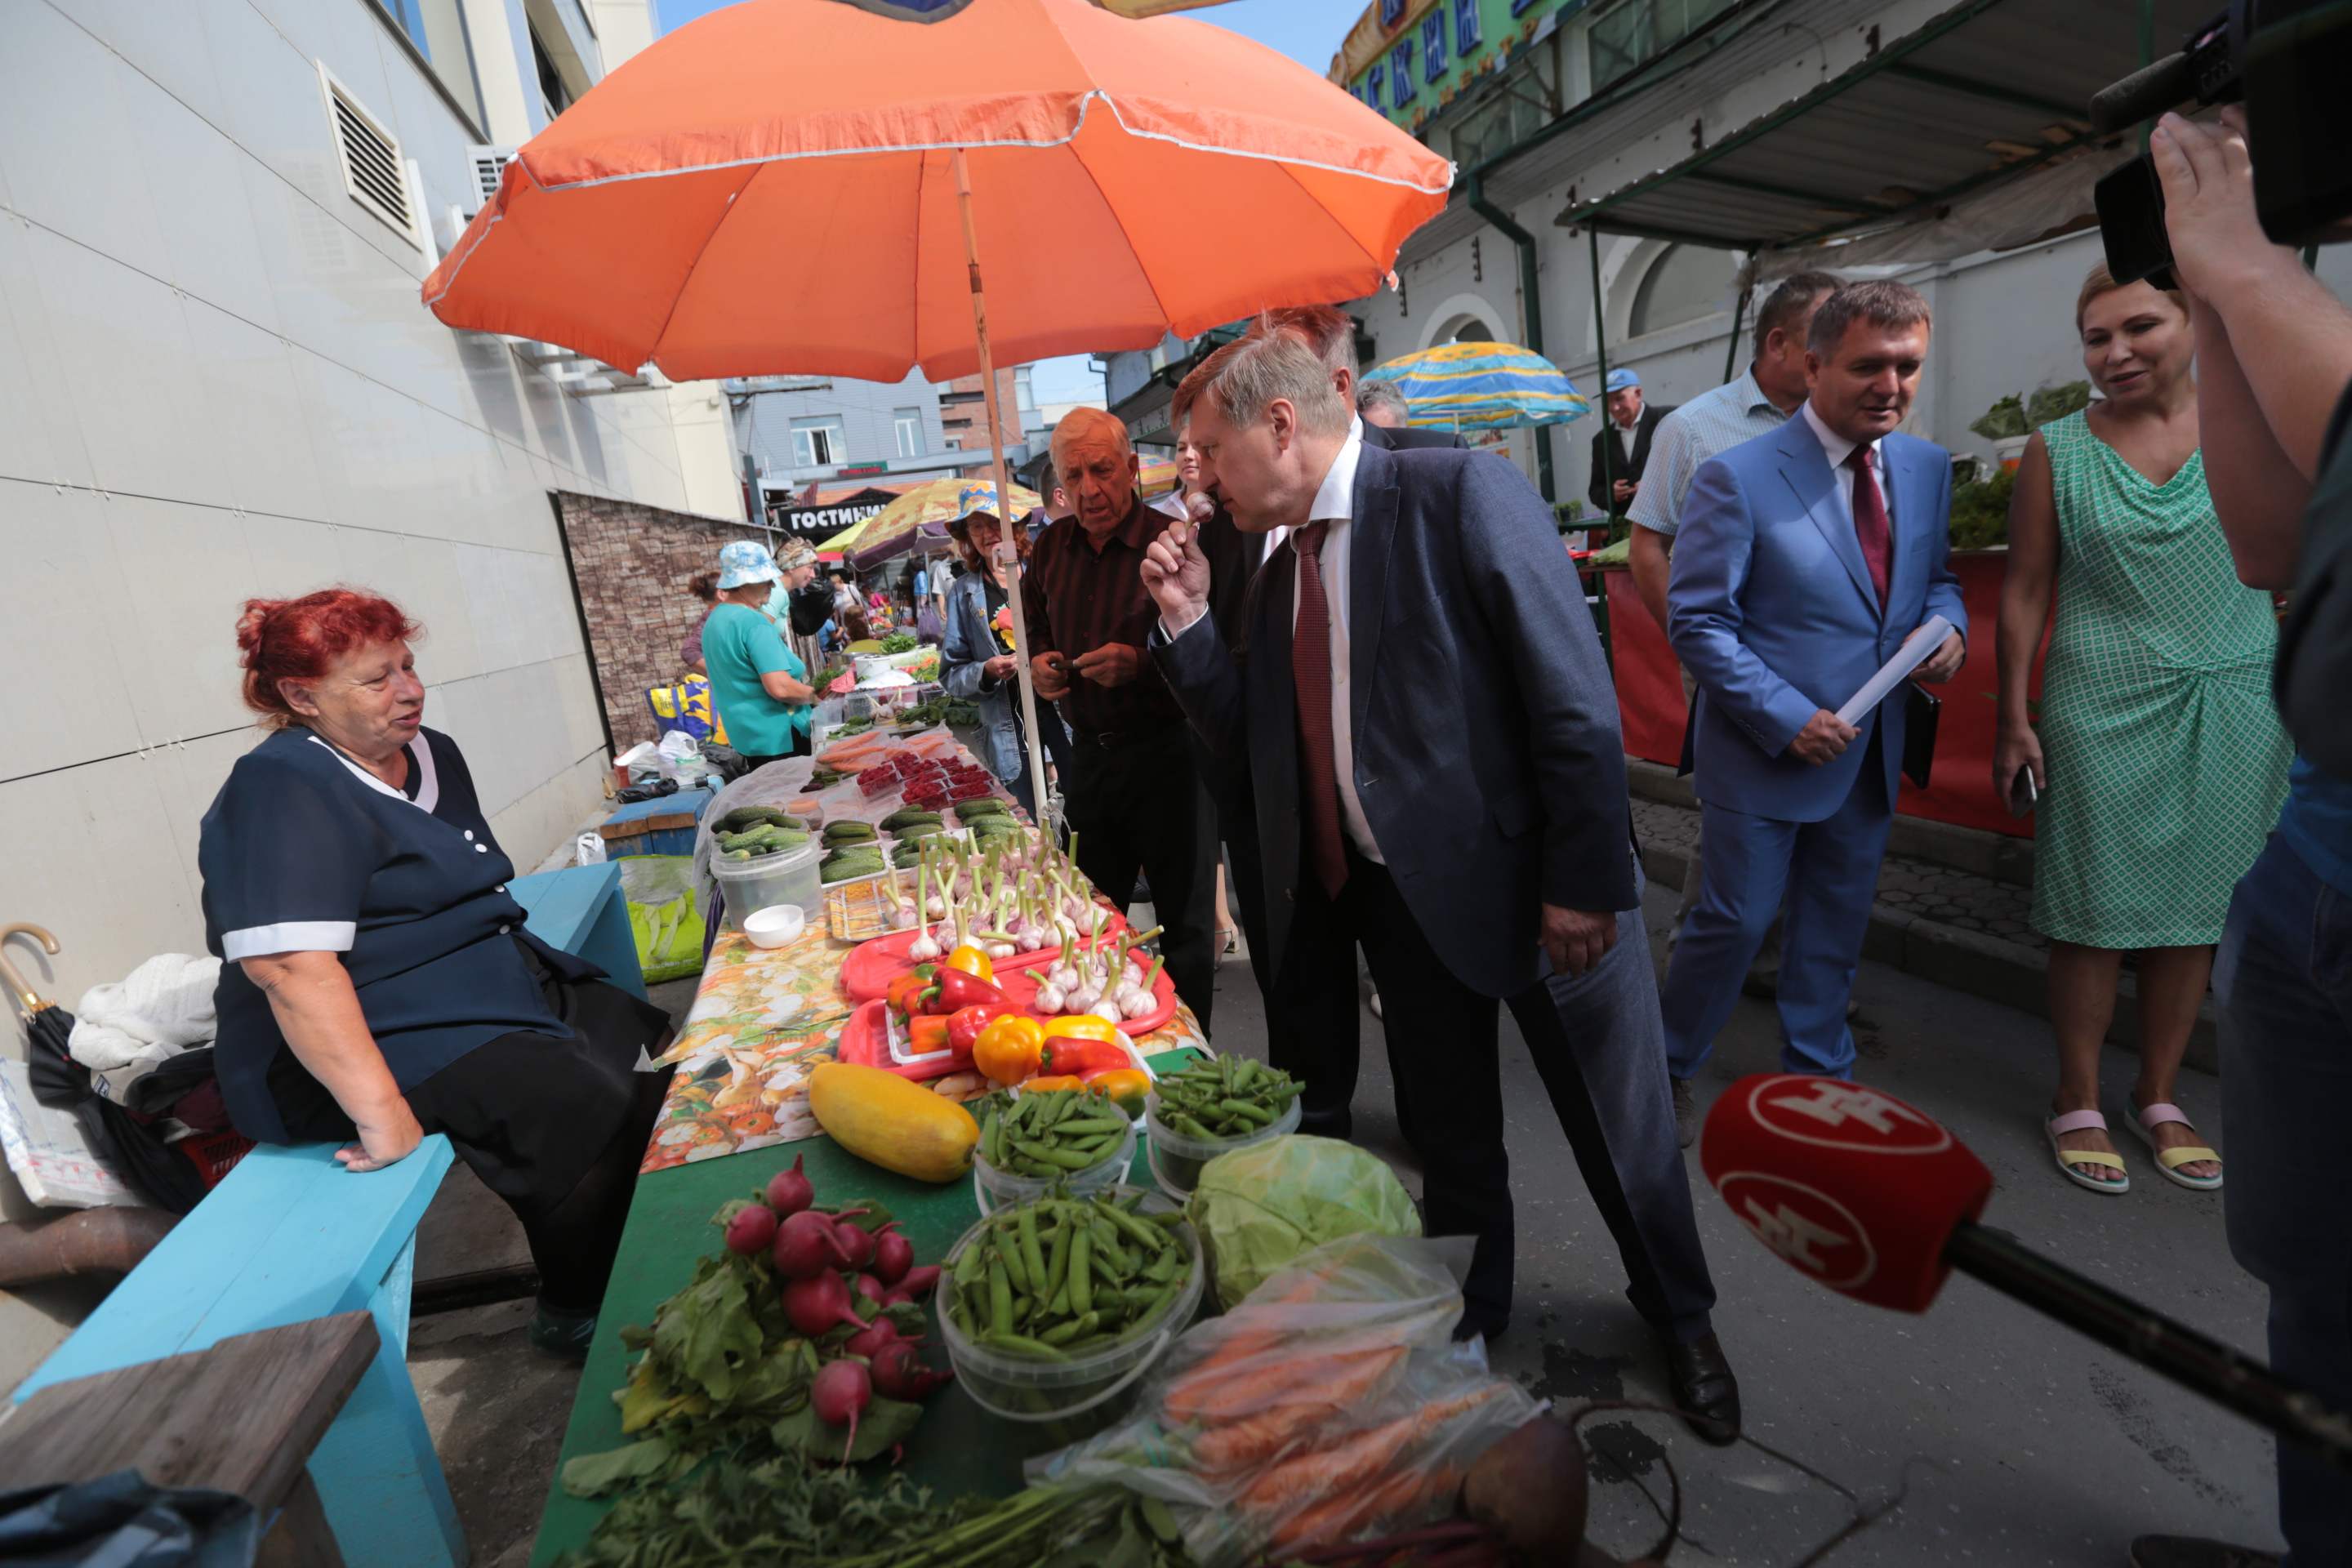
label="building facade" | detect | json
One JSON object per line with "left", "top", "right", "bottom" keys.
{"left": 1312, "top": 0, "right": 2352, "bottom": 510}
{"left": 734, "top": 367, "right": 1036, "bottom": 523}
{"left": 0, "top": 0, "right": 747, "bottom": 1369}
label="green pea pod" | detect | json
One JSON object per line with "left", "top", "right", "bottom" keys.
{"left": 1220, "top": 1098, "right": 1275, "bottom": 1127}
{"left": 986, "top": 1332, "right": 1070, "bottom": 1361}
{"left": 1018, "top": 1139, "right": 1107, "bottom": 1171}
{"left": 1068, "top": 1228, "right": 1093, "bottom": 1317}
{"left": 1039, "top": 1311, "right": 1100, "bottom": 1347}
{"left": 1043, "top": 1218, "right": 1071, "bottom": 1302}
{"left": 1049, "top": 1281, "right": 1071, "bottom": 1317}
{"left": 1095, "top": 1198, "right": 1170, "bottom": 1254}
{"left": 956, "top": 1241, "right": 987, "bottom": 1290}
{"left": 987, "top": 1258, "right": 1013, "bottom": 1337}
{"left": 998, "top": 1231, "right": 1031, "bottom": 1296}
{"left": 1055, "top": 1116, "right": 1127, "bottom": 1137}
{"left": 1173, "top": 1113, "right": 1216, "bottom": 1140}
{"left": 1016, "top": 1205, "right": 1049, "bottom": 1293}
{"left": 982, "top": 1110, "right": 1003, "bottom": 1167}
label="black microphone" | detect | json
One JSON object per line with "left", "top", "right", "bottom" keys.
{"left": 1703, "top": 1073, "right": 2352, "bottom": 1470}
{"left": 2089, "top": 51, "right": 2195, "bottom": 135}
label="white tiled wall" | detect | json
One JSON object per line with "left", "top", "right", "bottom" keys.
{"left": 0, "top": 0, "right": 739, "bottom": 1159}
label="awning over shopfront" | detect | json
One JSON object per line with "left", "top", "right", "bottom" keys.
{"left": 1550, "top": 0, "right": 2208, "bottom": 266}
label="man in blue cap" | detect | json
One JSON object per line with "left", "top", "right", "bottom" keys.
{"left": 1588, "top": 368, "right": 1673, "bottom": 519}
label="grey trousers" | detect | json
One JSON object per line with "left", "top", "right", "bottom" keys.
{"left": 1670, "top": 661, "right": 1783, "bottom": 987}
{"left": 1504, "top": 877, "right": 1720, "bottom": 1343}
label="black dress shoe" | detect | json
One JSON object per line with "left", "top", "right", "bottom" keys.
{"left": 1453, "top": 1309, "right": 1509, "bottom": 1344}
{"left": 1659, "top": 1330, "right": 1740, "bottom": 1446}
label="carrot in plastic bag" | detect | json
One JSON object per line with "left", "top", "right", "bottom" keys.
{"left": 1189, "top": 1345, "right": 1410, "bottom": 1475}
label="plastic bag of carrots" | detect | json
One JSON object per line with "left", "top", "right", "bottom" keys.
{"left": 1027, "top": 1234, "right": 1539, "bottom": 1567}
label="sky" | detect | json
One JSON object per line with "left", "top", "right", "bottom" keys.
{"left": 646, "top": 0, "right": 1370, "bottom": 403}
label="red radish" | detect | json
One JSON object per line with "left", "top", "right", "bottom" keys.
{"left": 810, "top": 1357, "right": 872, "bottom": 1464}
{"left": 893, "top": 1265, "right": 942, "bottom": 1299}
{"left": 782, "top": 1272, "right": 867, "bottom": 1337}
{"left": 833, "top": 1220, "right": 877, "bottom": 1272}
{"left": 764, "top": 1155, "right": 814, "bottom": 1216}
{"left": 724, "top": 1204, "right": 778, "bottom": 1257}
{"left": 772, "top": 1210, "right": 848, "bottom": 1281}
{"left": 853, "top": 1272, "right": 886, "bottom": 1305}
{"left": 872, "top": 1227, "right": 915, "bottom": 1285}
{"left": 871, "top": 1339, "right": 953, "bottom": 1401}
{"left": 844, "top": 1317, "right": 901, "bottom": 1360}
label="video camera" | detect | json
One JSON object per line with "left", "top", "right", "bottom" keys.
{"left": 2091, "top": 0, "right": 2352, "bottom": 287}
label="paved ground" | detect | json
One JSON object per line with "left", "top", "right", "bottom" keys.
{"left": 413, "top": 900, "right": 2279, "bottom": 1567}
{"left": 1632, "top": 797, "right": 2046, "bottom": 954}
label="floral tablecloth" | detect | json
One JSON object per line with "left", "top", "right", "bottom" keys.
{"left": 640, "top": 927, "right": 1209, "bottom": 1173}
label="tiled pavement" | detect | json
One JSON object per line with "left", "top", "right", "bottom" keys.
{"left": 1630, "top": 798, "right": 2046, "bottom": 953}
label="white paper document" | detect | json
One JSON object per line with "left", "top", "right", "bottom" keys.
{"left": 1835, "top": 616, "right": 1953, "bottom": 726}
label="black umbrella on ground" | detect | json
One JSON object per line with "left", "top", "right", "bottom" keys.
{"left": 3, "top": 924, "right": 209, "bottom": 1213}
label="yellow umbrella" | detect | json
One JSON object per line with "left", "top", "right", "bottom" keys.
{"left": 848, "top": 477, "right": 1040, "bottom": 570}
{"left": 816, "top": 516, "right": 875, "bottom": 553}
{"left": 1137, "top": 456, "right": 1182, "bottom": 497}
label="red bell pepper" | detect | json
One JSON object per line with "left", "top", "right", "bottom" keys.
{"left": 924, "top": 967, "right": 1009, "bottom": 1014}
{"left": 1038, "top": 1035, "right": 1133, "bottom": 1077}
{"left": 947, "top": 1003, "right": 1016, "bottom": 1054}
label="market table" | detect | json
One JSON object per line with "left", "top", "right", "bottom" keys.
{"left": 529, "top": 908, "right": 1212, "bottom": 1565}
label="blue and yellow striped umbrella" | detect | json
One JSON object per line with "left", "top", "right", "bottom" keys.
{"left": 1362, "top": 341, "right": 1590, "bottom": 431}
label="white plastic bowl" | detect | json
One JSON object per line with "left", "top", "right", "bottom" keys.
{"left": 742, "top": 903, "right": 807, "bottom": 948}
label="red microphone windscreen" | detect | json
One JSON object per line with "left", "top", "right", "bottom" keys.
{"left": 1699, "top": 1075, "right": 1993, "bottom": 1313}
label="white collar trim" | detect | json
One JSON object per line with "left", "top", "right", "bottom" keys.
{"left": 309, "top": 733, "right": 439, "bottom": 814}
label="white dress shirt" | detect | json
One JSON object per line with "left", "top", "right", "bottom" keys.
{"left": 1614, "top": 420, "right": 1639, "bottom": 463}
{"left": 1158, "top": 427, "right": 1383, "bottom": 864}
{"left": 1799, "top": 399, "right": 1892, "bottom": 526}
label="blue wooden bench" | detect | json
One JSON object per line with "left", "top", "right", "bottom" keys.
{"left": 13, "top": 860, "right": 641, "bottom": 1568}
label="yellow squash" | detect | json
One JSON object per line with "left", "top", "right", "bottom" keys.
{"left": 806, "top": 1062, "right": 979, "bottom": 1183}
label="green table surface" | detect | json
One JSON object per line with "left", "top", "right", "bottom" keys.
{"left": 529, "top": 1049, "right": 1201, "bottom": 1566}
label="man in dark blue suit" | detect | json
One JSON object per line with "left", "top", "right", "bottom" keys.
{"left": 1664, "top": 282, "right": 1968, "bottom": 1085}
{"left": 1144, "top": 332, "right": 1738, "bottom": 1444}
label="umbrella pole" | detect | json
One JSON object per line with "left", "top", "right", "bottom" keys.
{"left": 952, "top": 148, "right": 1056, "bottom": 834}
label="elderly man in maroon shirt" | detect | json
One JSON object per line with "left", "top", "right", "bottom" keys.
{"left": 1026, "top": 408, "right": 1219, "bottom": 1028}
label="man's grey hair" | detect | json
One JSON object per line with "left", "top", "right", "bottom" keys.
{"left": 1357, "top": 378, "right": 1412, "bottom": 424}
{"left": 1753, "top": 270, "right": 1842, "bottom": 356}
{"left": 1184, "top": 333, "right": 1352, "bottom": 439}
{"left": 1049, "top": 406, "right": 1133, "bottom": 469}
{"left": 1806, "top": 278, "right": 1931, "bottom": 357}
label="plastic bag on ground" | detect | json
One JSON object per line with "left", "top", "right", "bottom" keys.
{"left": 1027, "top": 1233, "right": 1538, "bottom": 1567}
{"left": 1191, "top": 1134, "right": 1421, "bottom": 1308}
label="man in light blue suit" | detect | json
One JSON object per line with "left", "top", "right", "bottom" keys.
{"left": 1664, "top": 281, "right": 1968, "bottom": 1083}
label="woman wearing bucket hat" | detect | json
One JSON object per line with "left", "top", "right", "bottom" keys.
{"left": 703, "top": 541, "right": 817, "bottom": 767}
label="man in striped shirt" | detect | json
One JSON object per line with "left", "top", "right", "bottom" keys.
{"left": 1626, "top": 270, "right": 1841, "bottom": 1145}
{"left": 1026, "top": 408, "right": 1219, "bottom": 1027}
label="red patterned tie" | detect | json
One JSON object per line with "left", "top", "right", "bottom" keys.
{"left": 1291, "top": 521, "right": 1349, "bottom": 900}
{"left": 1845, "top": 446, "right": 1891, "bottom": 609}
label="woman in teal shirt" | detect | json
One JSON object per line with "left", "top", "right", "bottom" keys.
{"left": 703, "top": 541, "right": 815, "bottom": 765}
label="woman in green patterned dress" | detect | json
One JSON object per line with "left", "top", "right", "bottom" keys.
{"left": 1995, "top": 263, "right": 2290, "bottom": 1197}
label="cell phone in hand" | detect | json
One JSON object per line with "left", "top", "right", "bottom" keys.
{"left": 2007, "top": 767, "right": 2038, "bottom": 819}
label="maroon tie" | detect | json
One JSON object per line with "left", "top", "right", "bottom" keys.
{"left": 1291, "top": 521, "right": 1348, "bottom": 900}
{"left": 1845, "top": 446, "right": 1891, "bottom": 609}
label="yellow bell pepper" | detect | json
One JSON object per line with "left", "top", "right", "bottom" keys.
{"left": 1085, "top": 1067, "right": 1151, "bottom": 1118}
{"left": 943, "top": 945, "right": 994, "bottom": 982}
{"left": 1045, "top": 1013, "right": 1120, "bottom": 1044}
{"left": 971, "top": 1013, "right": 1044, "bottom": 1085}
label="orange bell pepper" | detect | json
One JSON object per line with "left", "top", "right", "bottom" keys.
{"left": 1045, "top": 1013, "right": 1120, "bottom": 1044}
{"left": 885, "top": 968, "right": 934, "bottom": 1018}
{"left": 1023, "top": 1074, "right": 1086, "bottom": 1094}
{"left": 1084, "top": 1067, "right": 1151, "bottom": 1118}
{"left": 943, "top": 945, "right": 994, "bottom": 983}
{"left": 905, "top": 1014, "right": 951, "bottom": 1054}
{"left": 970, "top": 1013, "right": 1044, "bottom": 1085}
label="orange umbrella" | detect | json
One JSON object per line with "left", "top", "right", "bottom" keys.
{"left": 422, "top": 0, "right": 1447, "bottom": 820}
{"left": 421, "top": 0, "right": 1447, "bottom": 381}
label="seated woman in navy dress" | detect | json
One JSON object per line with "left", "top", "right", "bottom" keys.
{"left": 198, "top": 590, "right": 672, "bottom": 1357}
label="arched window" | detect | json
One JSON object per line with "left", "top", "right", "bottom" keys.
{"left": 1451, "top": 318, "right": 1493, "bottom": 344}
{"left": 1629, "top": 243, "right": 1735, "bottom": 338}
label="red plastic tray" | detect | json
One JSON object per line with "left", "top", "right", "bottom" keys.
{"left": 993, "top": 962, "right": 1178, "bottom": 1037}
{"left": 838, "top": 919, "right": 1133, "bottom": 1002}
{"left": 837, "top": 948, "right": 1178, "bottom": 1042}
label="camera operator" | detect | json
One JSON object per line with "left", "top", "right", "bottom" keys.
{"left": 2137, "top": 105, "right": 2352, "bottom": 1568}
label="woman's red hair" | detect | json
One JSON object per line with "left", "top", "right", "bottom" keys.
{"left": 236, "top": 588, "right": 422, "bottom": 728}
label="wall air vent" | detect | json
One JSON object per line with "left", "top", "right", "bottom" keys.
{"left": 317, "top": 64, "right": 419, "bottom": 246}
{"left": 470, "top": 145, "right": 519, "bottom": 212}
